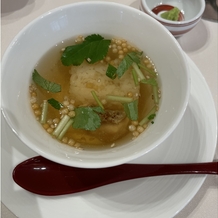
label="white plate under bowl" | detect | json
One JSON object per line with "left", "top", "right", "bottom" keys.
{"left": 1, "top": 56, "right": 217, "bottom": 218}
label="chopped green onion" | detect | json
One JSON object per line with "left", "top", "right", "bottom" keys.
{"left": 107, "top": 95, "right": 133, "bottom": 103}
{"left": 40, "top": 100, "right": 48, "bottom": 124}
{"left": 139, "top": 106, "right": 157, "bottom": 126}
{"left": 132, "top": 69, "right": 139, "bottom": 86}
{"left": 91, "top": 90, "right": 104, "bottom": 109}
{"left": 53, "top": 115, "right": 70, "bottom": 137}
{"left": 132, "top": 62, "right": 146, "bottom": 81}
{"left": 57, "top": 118, "right": 74, "bottom": 140}
{"left": 152, "top": 85, "right": 159, "bottom": 104}
{"left": 138, "top": 63, "right": 157, "bottom": 77}
{"left": 141, "top": 78, "right": 158, "bottom": 86}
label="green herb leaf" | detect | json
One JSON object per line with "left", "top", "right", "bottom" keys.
{"left": 72, "top": 107, "right": 102, "bottom": 131}
{"left": 61, "top": 44, "right": 85, "bottom": 66}
{"left": 47, "top": 98, "right": 63, "bottom": 110}
{"left": 92, "top": 106, "right": 104, "bottom": 113}
{"left": 123, "top": 100, "right": 138, "bottom": 121}
{"left": 85, "top": 34, "right": 104, "bottom": 42}
{"left": 61, "top": 34, "right": 111, "bottom": 66}
{"left": 106, "top": 64, "right": 117, "bottom": 79}
{"left": 148, "top": 113, "right": 156, "bottom": 120}
{"left": 161, "top": 7, "right": 180, "bottom": 21}
{"left": 116, "top": 55, "right": 133, "bottom": 78}
{"left": 32, "top": 69, "right": 61, "bottom": 93}
{"left": 116, "top": 52, "right": 142, "bottom": 78}
{"left": 128, "top": 51, "right": 142, "bottom": 64}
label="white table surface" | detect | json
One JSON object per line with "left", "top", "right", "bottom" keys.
{"left": 1, "top": 0, "right": 218, "bottom": 217}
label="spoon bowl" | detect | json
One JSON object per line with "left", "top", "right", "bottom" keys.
{"left": 13, "top": 156, "right": 218, "bottom": 196}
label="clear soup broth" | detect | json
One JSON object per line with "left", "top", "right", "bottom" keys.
{"left": 29, "top": 35, "right": 160, "bottom": 150}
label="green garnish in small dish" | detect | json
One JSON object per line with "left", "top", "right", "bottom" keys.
{"left": 161, "top": 7, "right": 181, "bottom": 21}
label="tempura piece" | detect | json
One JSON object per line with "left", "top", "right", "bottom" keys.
{"left": 69, "top": 61, "right": 140, "bottom": 110}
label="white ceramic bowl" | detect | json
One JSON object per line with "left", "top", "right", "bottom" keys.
{"left": 1, "top": 2, "right": 190, "bottom": 168}
{"left": 140, "top": 0, "right": 205, "bottom": 37}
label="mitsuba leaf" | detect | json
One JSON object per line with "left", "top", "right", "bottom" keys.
{"left": 61, "top": 34, "right": 111, "bottom": 66}
{"left": 32, "top": 69, "right": 61, "bottom": 93}
{"left": 116, "top": 55, "right": 133, "bottom": 78}
{"left": 128, "top": 51, "right": 142, "bottom": 64}
{"left": 61, "top": 44, "right": 86, "bottom": 66}
{"left": 85, "top": 34, "right": 104, "bottom": 41}
{"left": 116, "top": 52, "right": 142, "bottom": 78}
{"left": 72, "top": 107, "right": 102, "bottom": 131}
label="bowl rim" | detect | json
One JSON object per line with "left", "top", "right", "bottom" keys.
{"left": 140, "top": 0, "right": 205, "bottom": 25}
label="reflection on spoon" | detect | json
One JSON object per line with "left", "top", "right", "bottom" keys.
{"left": 13, "top": 156, "right": 218, "bottom": 196}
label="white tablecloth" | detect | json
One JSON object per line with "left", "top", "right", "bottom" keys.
{"left": 1, "top": 0, "right": 217, "bottom": 217}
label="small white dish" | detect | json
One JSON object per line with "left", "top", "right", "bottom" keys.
{"left": 140, "top": 0, "right": 206, "bottom": 37}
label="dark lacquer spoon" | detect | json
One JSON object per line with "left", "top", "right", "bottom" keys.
{"left": 13, "top": 156, "right": 218, "bottom": 196}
